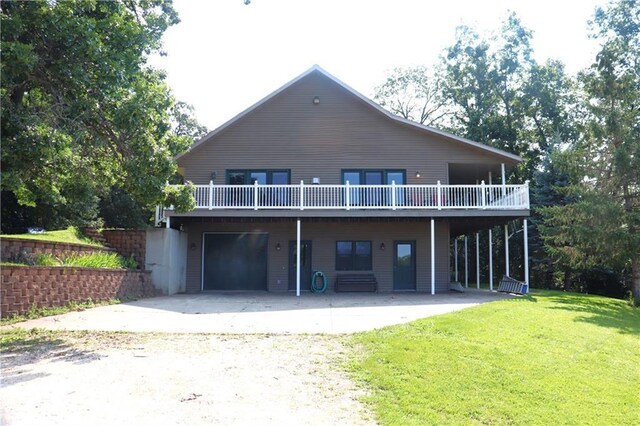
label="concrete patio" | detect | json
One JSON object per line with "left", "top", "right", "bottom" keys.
{"left": 7, "top": 290, "right": 512, "bottom": 334}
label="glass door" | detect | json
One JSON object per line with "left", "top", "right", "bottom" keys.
{"left": 343, "top": 171, "right": 361, "bottom": 205}
{"left": 393, "top": 241, "right": 416, "bottom": 291}
{"left": 288, "top": 241, "right": 312, "bottom": 291}
{"left": 386, "top": 171, "right": 405, "bottom": 206}
{"left": 364, "top": 171, "right": 383, "bottom": 206}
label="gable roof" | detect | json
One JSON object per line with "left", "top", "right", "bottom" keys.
{"left": 176, "top": 65, "right": 522, "bottom": 163}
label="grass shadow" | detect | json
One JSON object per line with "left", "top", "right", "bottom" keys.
{"left": 545, "top": 292, "right": 640, "bottom": 336}
{"left": 501, "top": 293, "right": 538, "bottom": 303}
{"left": 1, "top": 328, "right": 103, "bottom": 382}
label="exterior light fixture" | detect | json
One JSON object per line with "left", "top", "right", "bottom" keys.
{"left": 190, "top": 243, "right": 196, "bottom": 251}
{"left": 276, "top": 242, "right": 281, "bottom": 251}
{"left": 415, "top": 171, "right": 421, "bottom": 178}
{"left": 380, "top": 242, "right": 386, "bottom": 251}
{"left": 313, "top": 96, "right": 320, "bottom": 105}
{"left": 210, "top": 171, "right": 217, "bottom": 181}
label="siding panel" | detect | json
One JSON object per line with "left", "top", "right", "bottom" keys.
{"left": 184, "top": 219, "right": 450, "bottom": 294}
{"left": 178, "top": 72, "right": 506, "bottom": 187}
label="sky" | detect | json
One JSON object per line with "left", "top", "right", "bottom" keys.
{"left": 149, "top": 0, "right": 607, "bottom": 130}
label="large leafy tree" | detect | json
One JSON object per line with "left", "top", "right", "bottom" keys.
{"left": 373, "top": 66, "right": 449, "bottom": 126}
{"left": 1, "top": 0, "right": 197, "bottom": 231}
{"left": 441, "top": 14, "right": 580, "bottom": 285}
{"left": 541, "top": 0, "right": 640, "bottom": 302}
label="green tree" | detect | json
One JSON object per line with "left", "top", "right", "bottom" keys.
{"left": 441, "top": 25, "right": 498, "bottom": 144}
{"left": 540, "top": 0, "right": 640, "bottom": 302}
{"left": 1, "top": 0, "right": 197, "bottom": 231}
{"left": 439, "top": 14, "right": 582, "bottom": 286}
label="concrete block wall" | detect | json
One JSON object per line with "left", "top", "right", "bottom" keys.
{"left": 102, "top": 229, "right": 146, "bottom": 269}
{"left": 0, "top": 266, "right": 155, "bottom": 318}
{"left": 1, "top": 237, "right": 114, "bottom": 262}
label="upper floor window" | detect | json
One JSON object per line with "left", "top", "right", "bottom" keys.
{"left": 227, "top": 170, "right": 290, "bottom": 185}
{"left": 341, "top": 170, "right": 405, "bottom": 185}
{"left": 342, "top": 170, "right": 406, "bottom": 206}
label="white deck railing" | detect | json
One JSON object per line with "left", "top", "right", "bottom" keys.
{"left": 169, "top": 181, "right": 529, "bottom": 212}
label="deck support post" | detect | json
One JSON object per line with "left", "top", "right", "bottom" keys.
{"left": 489, "top": 228, "right": 493, "bottom": 291}
{"left": 476, "top": 232, "right": 480, "bottom": 289}
{"left": 431, "top": 219, "right": 435, "bottom": 295}
{"left": 505, "top": 224, "right": 510, "bottom": 277}
{"left": 464, "top": 236, "right": 468, "bottom": 288}
{"left": 454, "top": 238, "right": 458, "bottom": 282}
{"left": 296, "top": 218, "right": 301, "bottom": 297}
{"left": 524, "top": 219, "right": 529, "bottom": 289}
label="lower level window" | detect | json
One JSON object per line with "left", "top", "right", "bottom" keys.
{"left": 336, "top": 241, "right": 372, "bottom": 271}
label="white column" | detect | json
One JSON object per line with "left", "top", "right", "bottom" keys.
{"left": 166, "top": 216, "right": 170, "bottom": 229}
{"left": 489, "top": 228, "right": 493, "bottom": 290}
{"left": 464, "top": 236, "right": 468, "bottom": 288}
{"left": 504, "top": 224, "right": 510, "bottom": 277}
{"left": 431, "top": 219, "right": 435, "bottom": 295}
{"left": 296, "top": 218, "right": 301, "bottom": 297}
{"left": 524, "top": 219, "right": 529, "bottom": 287}
{"left": 475, "top": 232, "right": 480, "bottom": 289}
{"left": 454, "top": 238, "right": 458, "bottom": 282}
{"left": 501, "top": 163, "right": 507, "bottom": 197}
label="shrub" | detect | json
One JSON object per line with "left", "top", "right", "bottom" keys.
{"left": 6, "top": 251, "right": 138, "bottom": 269}
{"left": 121, "top": 254, "right": 139, "bottom": 270}
{"left": 33, "top": 253, "right": 61, "bottom": 266}
{"left": 60, "top": 252, "right": 135, "bottom": 269}
{"left": 163, "top": 182, "right": 196, "bottom": 213}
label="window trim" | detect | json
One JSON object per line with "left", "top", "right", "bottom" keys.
{"left": 335, "top": 240, "right": 373, "bottom": 271}
{"left": 226, "top": 169, "right": 291, "bottom": 184}
{"left": 341, "top": 169, "right": 406, "bottom": 185}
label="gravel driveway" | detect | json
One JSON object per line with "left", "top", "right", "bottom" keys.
{"left": 1, "top": 291, "right": 508, "bottom": 425}
{"left": 1, "top": 332, "right": 375, "bottom": 425}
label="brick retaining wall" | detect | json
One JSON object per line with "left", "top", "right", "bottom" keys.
{"left": 102, "top": 229, "right": 146, "bottom": 269}
{"left": 0, "top": 266, "right": 155, "bottom": 318}
{"left": 1, "top": 237, "right": 113, "bottom": 262}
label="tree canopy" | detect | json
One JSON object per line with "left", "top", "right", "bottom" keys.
{"left": 540, "top": 0, "right": 640, "bottom": 302}
{"left": 374, "top": 1, "right": 638, "bottom": 302}
{"left": 1, "top": 0, "right": 204, "bottom": 231}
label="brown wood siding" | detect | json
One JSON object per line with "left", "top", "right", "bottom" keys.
{"left": 184, "top": 219, "right": 450, "bottom": 294}
{"left": 178, "top": 71, "right": 506, "bottom": 186}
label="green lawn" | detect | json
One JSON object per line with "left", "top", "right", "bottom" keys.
{"left": 349, "top": 291, "right": 640, "bottom": 425}
{"left": 2, "top": 226, "right": 102, "bottom": 247}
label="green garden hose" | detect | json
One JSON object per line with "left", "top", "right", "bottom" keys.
{"left": 311, "top": 270, "right": 327, "bottom": 293}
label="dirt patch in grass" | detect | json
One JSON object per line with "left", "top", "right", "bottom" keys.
{"left": 1, "top": 331, "right": 376, "bottom": 425}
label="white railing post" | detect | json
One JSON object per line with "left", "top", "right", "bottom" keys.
{"left": 501, "top": 163, "right": 507, "bottom": 198}
{"left": 209, "top": 180, "right": 214, "bottom": 210}
{"left": 253, "top": 180, "right": 259, "bottom": 210}
{"left": 189, "top": 181, "right": 530, "bottom": 212}
{"left": 391, "top": 180, "right": 396, "bottom": 210}
{"left": 345, "top": 180, "right": 351, "bottom": 211}
{"left": 299, "top": 180, "right": 305, "bottom": 210}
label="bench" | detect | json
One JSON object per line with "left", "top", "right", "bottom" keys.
{"left": 498, "top": 275, "right": 528, "bottom": 294}
{"left": 335, "top": 273, "right": 378, "bottom": 293}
